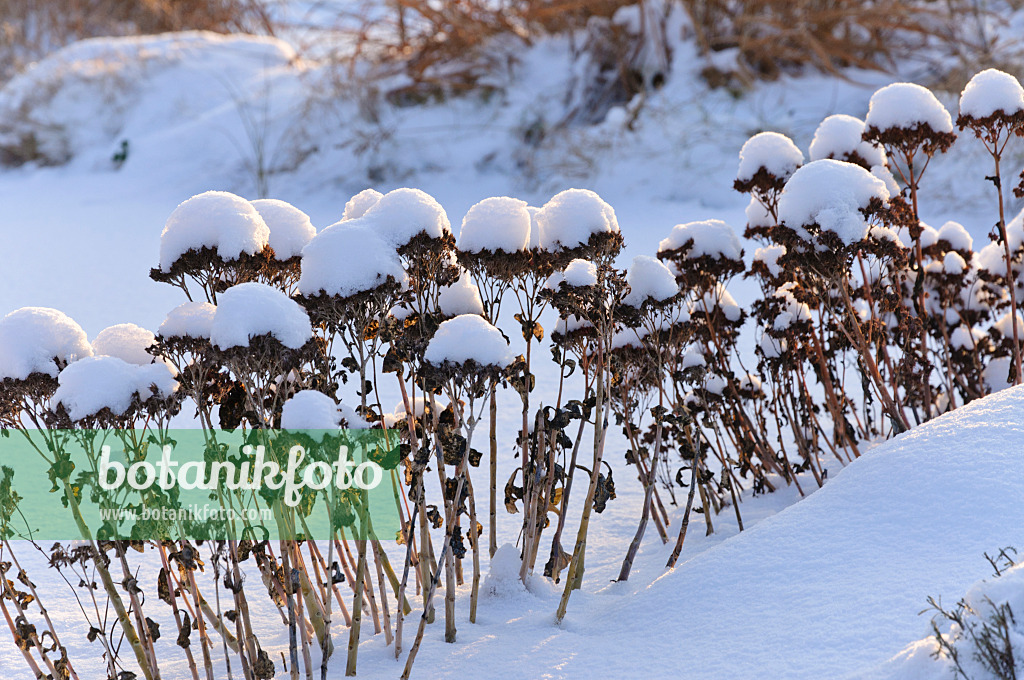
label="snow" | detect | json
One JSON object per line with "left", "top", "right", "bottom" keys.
{"left": 993, "top": 311, "right": 1024, "bottom": 339}
{"left": 281, "top": 389, "right": 340, "bottom": 430}
{"left": 736, "top": 131, "right": 803, "bottom": 182}
{"left": 554, "top": 315, "right": 593, "bottom": 335}
{"left": 808, "top": 114, "right": 885, "bottom": 167}
{"left": 942, "top": 250, "right": 967, "bottom": 275}
{"left": 753, "top": 244, "right": 786, "bottom": 277}
{"left": 424, "top": 314, "right": 516, "bottom": 368}
{"left": 562, "top": 259, "right": 598, "bottom": 287}
{"left": 362, "top": 187, "right": 452, "bottom": 247}
{"left": 759, "top": 331, "right": 788, "bottom": 358}
{"left": 438, "top": 272, "right": 485, "bottom": 317}
{"left": 52, "top": 355, "right": 176, "bottom": 420}
{"left": 0, "top": 307, "right": 92, "bottom": 381}
{"left": 658, "top": 219, "right": 742, "bottom": 260}
{"left": 865, "top": 82, "right": 954, "bottom": 132}
{"left": 778, "top": 159, "right": 890, "bottom": 245}
{"left": 959, "top": 68, "right": 1024, "bottom": 119}
{"left": 622, "top": 255, "right": 678, "bottom": 307}
{"left": 157, "top": 301, "right": 217, "bottom": 339}
{"left": 950, "top": 325, "right": 980, "bottom": 350}
{"left": 250, "top": 198, "right": 316, "bottom": 260}
{"left": 772, "top": 283, "right": 811, "bottom": 329}
{"left": 483, "top": 544, "right": 528, "bottom": 598}
{"left": 745, "top": 196, "right": 773, "bottom": 229}
{"left": 682, "top": 348, "right": 706, "bottom": 368}
{"left": 534, "top": 189, "right": 619, "bottom": 251}
{"left": 695, "top": 283, "right": 743, "bottom": 322}
{"left": 210, "top": 282, "right": 312, "bottom": 350}
{"left": 341, "top": 189, "right": 383, "bottom": 221}
{"left": 297, "top": 220, "right": 407, "bottom": 299}
{"left": 936, "top": 220, "right": 972, "bottom": 252}
{"left": 91, "top": 323, "right": 157, "bottom": 365}
{"left": 458, "top": 196, "right": 532, "bottom": 253}
{"left": 158, "top": 190, "right": 270, "bottom": 271}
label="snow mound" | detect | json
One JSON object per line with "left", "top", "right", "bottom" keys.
{"left": 439, "top": 273, "right": 485, "bottom": 317}
{"left": 52, "top": 356, "right": 177, "bottom": 420}
{"left": 562, "top": 259, "right": 598, "bottom": 287}
{"left": 0, "top": 307, "right": 92, "bottom": 381}
{"left": 753, "top": 244, "right": 786, "bottom": 277}
{"left": 736, "top": 131, "right": 803, "bottom": 182}
{"left": 658, "top": 219, "right": 742, "bottom": 260}
{"left": 623, "top": 255, "right": 678, "bottom": 307}
{"left": 282, "top": 390, "right": 340, "bottom": 430}
{"left": 936, "top": 220, "right": 972, "bottom": 252}
{"left": 808, "top": 114, "right": 885, "bottom": 167}
{"left": 959, "top": 68, "right": 1024, "bottom": 119}
{"left": 362, "top": 188, "right": 451, "bottom": 247}
{"left": 158, "top": 301, "right": 217, "bottom": 339}
{"left": 778, "top": 159, "right": 889, "bottom": 245}
{"left": 694, "top": 283, "right": 742, "bottom": 322}
{"left": 865, "top": 82, "right": 953, "bottom": 132}
{"left": 211, "top": 282, "right": 312, "bottom": 350}
{"left": 585, "top": 386, "right": 1024, "bottom": 680}
{"left": 342, "top": 189, "right": 383, "bottom": 221}
{"left": 91, "top": 323, "right": 157, "bottom": 365}
{"left": 424, "top": 315, "right": 515, "bottom": 368}
{"left": 459, "top": 196, "right": 532, "bottom": 253}
{"left": 158, "top": 191, "right": 270, "bottom": 271}
{"left": 535, "top": 189, "right": 619, "bottom": 251}
{"left": 483, "top": 543, "right": 528, "bottom": 597}
{"left": 250, "top": 199, "right": 316, "bottom": 260}
{"left": 298, "top": 221, "right": 407, "bottom": 299}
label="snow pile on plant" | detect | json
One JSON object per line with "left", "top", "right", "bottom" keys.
{"left": 458, "top": 196, "right": 531, "bottom": 253}
{"left": 91, "top": 323, "right": 157, "bottom": 365}
{"left": 622, "top": 255, "right": 678, "bottom": 307}
{"left": 297, "top": 221, "right": 407, "bottom": 298}
{"left": 52, "top": 355, "right": 176, "bottom": 420}
{"left": 778, "top": 159, "right": 890, "bottom": 244}
{"left": 865, "top": 82, "right": 954, "bottom": 132}
{"left": 534, "top": 189, "right": 618, "bottom": 250}
{"left": 342, "top": 189, "right": 383, "bottom": 221}
{"left": 483, "top": 543, "right": 528, "bottom": 598}
{"left": 282, "top": 390, "right": 341, "bottom": 430}
{"left": 808, "top": 114, "right": 885, "bottom": 167}
{"left": 362, "top": 187, "right": 451, "bottom": 247}
{"left": 158, "top": 190, "right": 269, "bottom": 271}
{"left": 958, "top": 68, "right": 1024, "bottom": 119}
{"left": 736, "top": 131, "right": 803, "bottom": 182}
{"left": 424, "top": 314, "right": 515, "bottom": 367}
{"left": 561, "top": 259, "right": 598, "bottom": 287}
{"left": 439, "top": 272, "right": 485, "bottom": 316}
{"left": 250, "top": 198, "right": 316, "bottom": 260}
{"left": 210, "top": 282, "right": 312, "bottom": 350}
{"left": 158, "top": 301, "right": 217, "bottom": 339}
{"left": 658, "top": 219, "right": 742, "bottom": 260}
{"left": 0, "top": 307, "right": 92, "bottom": 380}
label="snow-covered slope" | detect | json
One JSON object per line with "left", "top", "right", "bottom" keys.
{"left": 356, "top": 385, "right": 1024, "bottom": 679}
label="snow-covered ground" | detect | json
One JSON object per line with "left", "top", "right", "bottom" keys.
{"left": 3, "top": 12, "right": 1024, "bottom": 679}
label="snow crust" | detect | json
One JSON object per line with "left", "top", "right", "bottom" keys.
{"left": 622, "top": 255, "right": 678, "bottom": 307}
{"left": 778, "top": 159, "right": 889, "bottom": 244}
{"left": 808, "top": 114, "right": 885, "bottom": 167}
{"left": 158, "top": 191, "right": 270, "bottom": 271}
{"left": 959, "top": 68, "right": 1024, "bottom": 119}
{"left": 52, "top": 355, "right": 176, "bottom": 420}
{"left": 458, "top": 196, "right": 532, "bottom": 253}
{"left": 534, "top": 189, "right": 619, "bottom": 250}
{"left": 865, "top": 82, "right": 953, "bottom": 132}
{"left": 210, "top": 282, "right": 312, "bottom": 350}
{"left": 91, "top": 323, "right": 157, "bottom": 365}
{"left": 658, "top": 219, "right": 742, "bottom": 260}
{"left": 250, "top": 198, "right": 316, "bottom": 260}
{"left": 158, "top": 301, "right": 217, "bottom": 339}
{"left": 297, "top": 221, "right": 407, "bottom": 298}
{"left": 736, "top": 131, "right": 803, "bottom": 182}
{"left": 424, "top": 314, "right": 515, "bottom": 368}
{"left": 0, "top": 307, "right": 92, "bottom": 381}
